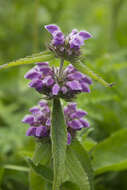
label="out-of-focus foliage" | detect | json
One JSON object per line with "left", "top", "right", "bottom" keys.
{"left": 0, "top": 0, "right": 127, "bottom": 189}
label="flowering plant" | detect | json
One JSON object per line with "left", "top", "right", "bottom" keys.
{"left": 0, "top": 24, "right": 113, "bottom": 190}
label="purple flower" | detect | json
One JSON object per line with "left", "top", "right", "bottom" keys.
{"left": 36, "top": 62, "right": 49, "bottom": 67}
{"left": 69, "top": 30, "right": 92, "bottom": 49}
{"left": 68, "top": 120, "right": 83, "bottom": 130}
{"left": 42, "top": 76, "right": 54, "bottom": 86}
{"left": 22, "top": 115, "right": 34, "bottom": 125}
{"left": 29, "top": 79, "right": 43, "bottom": 90}
{"left": 35, "top": 126, "right": 48, "bottom": 137}
{"left": 70, "top": 110, "right": 87, "bottom": 119}
{"left": 44, "top": 24, "right": 92, "bottom": 61}
{"left": 67, "top": 132, "right": 71, "bottom": 145}
{"left": 45, "top": 25, "right": 60, "bottom": 34}
{"left": 66, "top": 80, "right": 82, "bottom": 90}
{"left": 52, "top": 83, "right": 60, "bottom": 95}
{"left": 22, "top": 101, "right": 51, "bottom": 138}
{"left": 26, "top": 127, "right": 36, "bottom": 136}
{"left": 79, "top": 31, "right": 92, "bottom": 40}
{"left": 24, "top": 68, "right": 41, "bottom": 80}
{"left": 39, "top": 100, "right": 48, "bottom": 107}
{"left": 64, "top": 102, "right": 90, "bottom": 144}
{"left": 23, "top": 101, "right": 89, "bottom": 145}
{"left": 45, "top": 24, "right": 65, "bottom": 46}
{"left": 29, "top": 106, "right": 40, "bottom": 114}
{"left": 24, "top": 63, "right": 92, "bottom": 101}
{"left": 79, "top": 118, "right": 89, "bottom": 127}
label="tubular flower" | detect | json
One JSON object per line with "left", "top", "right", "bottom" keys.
{"left": 24, "top": 62, "right": 92, "bottom": 101}
{"left": 22, "top": 100, "right": 50, "bottom": 138}
{"left": 45, "top": 24, "right": 92, "bottom": 61}
{"left": 64, "top": 103, "right": 89, "bottom": 144}
{"left": 22, "top": 101, "right": 89, "bottom": 145}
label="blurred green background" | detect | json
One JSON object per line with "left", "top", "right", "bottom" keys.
{"left": 0, "top": 0, "right": 127, "bottom": 189}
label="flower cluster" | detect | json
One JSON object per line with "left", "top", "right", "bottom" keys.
{"left": 64, "top": 102, "right": 89, "bottom": 144}
{"left": 22, "top": 100, "right": 50, "bottom": 138}
{"left": 25, "top": 62, "right": 92, "bottom": 101}
{"left": 22, "top": 24, "right": 92, "bottom": 145}
{"left": 45, "top": 24, "right": 92, "bottom": 61}
{"left": 22, "top": 101, "right": 89, "bottom": 145}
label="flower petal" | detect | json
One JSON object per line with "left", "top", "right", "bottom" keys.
{"left": 52, "top": 83, "right": 60, "bottom": 95}
{"left": 24, "top": 68, "right": 41, "bottom": 80}
{"left": 45, "top": 24, "right": 59, "bottom": 34}
{"left": 39, "top": 100, "right": 47, "bottom": 107}
{"left": 79, "top": 30, "right": 92, "bottom": 40}
{"left": 67, "top": 132, "right": 71, "bottom": 145}
{"left": 26, "top": 127, "right": 36, "bottom": 136}
{"left": 81, "top": 83, "right": 90, "bottom": 93}
{"left": 66, "top": 80, "right": 82, "bottom": 90}
{"left": 36, "top": 126, "right": 47, "bottom": 137}
{"left": 42, "top": 76, "right": 54, "bottom": 86}
{"left": 79, "top": 118, "right": 89, "bottom": 127}
{"left": 22, "top": 115, "right": 34, "bottom": 125}
{"left": 70, "top": 110, "right": 87, "bottom": 119}
{"left": 68, "top": 119, "right": 83, "bottom": 130}
{"left": 29, "top": 79, "right": 43, "bottom": 90}
{"left": 29, "top": 106, "right": 40, "bottom": 114}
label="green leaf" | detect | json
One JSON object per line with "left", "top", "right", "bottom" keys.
{"left": 0, "top": 51, "right": 53, "bottom": 70}
{"left": 29, "top": 140, "right": 51, "bottom": 190}
{"left": 73, "top": 61, "right": 113, "bottom": 87}
{"left": 66, "top": 142, "right": 91, "bottom": 190}
{"left": 51, "top": 98, "right": 67, "bottom": 190}
{"left": 82, "top": 137, "right": 97, "bottom": 152}
{"left": 71, "top": 140, "right": 94, "bottom": 190}
{"left": 33, "top": 140, "right": 51, "bottom": 165}
{"left": 92, "top": 129, "right": 127, "bottom": 175}
{"left": 61, "top": 181, "right": 80, "bottom": 190}
{"left": 29, "top": 171, "right": 46, "bottom": 190}
{"left": 27, "top": 158, "right": 53, "bottom": 183}
{"left": 0, "top": 168, "right": 4, "bottom": 187}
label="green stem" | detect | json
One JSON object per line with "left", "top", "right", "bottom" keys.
{"left": 59, "top": 58, "right": 64, "bottom": 77}
{"left": 4, "top": 165, "right": 29, "bottom": 172}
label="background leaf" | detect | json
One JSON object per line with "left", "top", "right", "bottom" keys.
{"left": 0, "top": 168, "right": 4, "bottom": 188}
{"left": 92, "top": 129, "right": 127, "bottom": 175}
